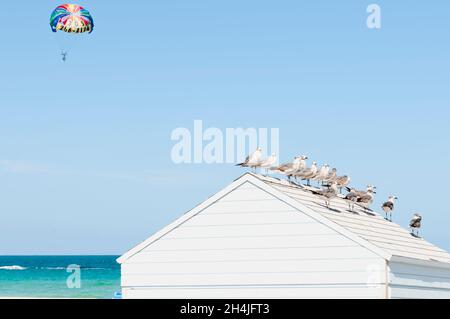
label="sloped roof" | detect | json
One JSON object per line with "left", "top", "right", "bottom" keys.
{"left": 252, "top": 173, "right": 450, "bottom": 265}
{"left": 119, "top": 173, "right": 450, "bottom": 266}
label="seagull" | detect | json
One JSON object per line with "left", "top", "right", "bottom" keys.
{"left": 291, "top": 155, "right": 309, "bottom": 181}
{"left": 236, "top": 147, "right": 263, "bottom": 172}
{"left": 323, "top": 168, "right": 337, "bottom": 184}
{"left": 344, "top": 189, "right": 359, "bottom": 212}
{"left": 285, "top": 157, "right": 305, "bottom": 180}
{"left": 271, "top": 156, "right": 302, "bottom": 181}
{"left": 410, "top": 213, "right": 422, "bottom": 237}
{"left": 335, "top": 175, "right": 351, "bottom": 193}
{"left": 345, "top": 185, "right": 376, "bottom": 211}
{"left": 313, "top": 164, "right": 330, "bottom": 186}
{"left": 356, "top": 186, "right": 377, "bottom": 210}
{"left": 311, "top": 182, "right": 338, "bottom": 208}
{"left": 259, "top": 153, "right": 277, "bottom": 175}
{"left": 346, "top": 185, "right": 376, "bottom": 198}
{"left": 382, "top": 196, "right": 398, "bottom": 221}
{"left": 300, "top": 161, "right": 319, "bottom": 186}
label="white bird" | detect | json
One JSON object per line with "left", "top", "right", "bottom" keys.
{"left": 410, "top": 213, "right": 422, "bottom": 237}
{"left": 291, "top": 155, "right": 309, "bottom": 181}
{"left": 236, "top": 148, "right": 263, "bottom": 172}
{"left": 285, "top": 157, "right": 304, "bottom": 180}
{"left": 259, "top": 153, "right": 278, "bottom": 175}
{"left": 290, "top": 155, "right": 308, "bottom": 179}
{"left": 300, "top": 161, "right": 318, "bottom": 186}
{"left": 313, "top": 164, "right": 330, "bottom": 186}
{"left": 344, "top": 189, "right": 359, "bottom": 212}
{"left": 271, "top": 156, "right": 303, "bottom": 181}
{"left": 311, "top": 181, "right": 338, "bottom": 208}
{"left": 335, "top": 175, "right": 351, "bottom": 193}
{"left": 382, "top": 196, "right": 398, "bottom": 221}
{"left": 323, "top": 168, "right": 337, "bottom": 184}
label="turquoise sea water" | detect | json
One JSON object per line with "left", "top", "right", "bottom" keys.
{"left": 0, "top": 256, "right": 121, "bottom": 299}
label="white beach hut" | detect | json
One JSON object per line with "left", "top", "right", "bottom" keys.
{"left": 118, "top": 173, "right": 450, "bottom": 299}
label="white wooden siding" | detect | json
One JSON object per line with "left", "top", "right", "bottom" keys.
{"left": 122, "top": 272, "right": 384, "bottom": 287}
{"left": 120, "top": 174, "right": 450, "bottom": 299}
{"left": 126, "top": 247, "right": 380, "bottom": 264}
{"left": 389, "top": 262, "right": 450, "bottom": 299}
{"left": 122, "top": 182, "right": 386, "bottom": 299}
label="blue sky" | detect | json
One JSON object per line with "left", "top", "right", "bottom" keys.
{"left": 0, "top": 1, "right": 449, "bottom": 254}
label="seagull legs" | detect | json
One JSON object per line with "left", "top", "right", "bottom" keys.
{"left": 384, "top": 212, "right": 393, "bottom": 222}
{"left": 348, "top": 202, "right": 355, "bottom": 212}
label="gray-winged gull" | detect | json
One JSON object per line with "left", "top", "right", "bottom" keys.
{"left": 382, "top": 196, "right": 398, "bottom": 221}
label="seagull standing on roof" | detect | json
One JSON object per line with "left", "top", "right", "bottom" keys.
{"left": 291, "top": 155, "right": 308, "bottom": 182}
{"left": 236, "top": 147, "right": 262, "bottom": 172}
{"left": 356, "top": 185, "right": 377, "bottom": 210}
{"left": 271, "top": 156, "right": 302, "bottom": 181}
{"left": 410, "top": 213, "right": 422, "bottom": 237}
{"left": 285, "top": 157, "right": 304, "bottom": 181}
{"left": 346, "top": 185, "right": 375, "bottom": 197}
{"left": 323, "top": 168, "right": 337, "bottom": 184}
{"left": 345, "top": 188, "right": 359, "bottom": 212}
{"left": 345, "top": 185, "right": 376, "bottom": 211}
{"left": 313, "top": 164, "right": 330, "bottom": 187}
{"left": 382, "top": 196, "right": 398, "bottom": 221}
{"left": 335, "top": 175, "right": 351, "bottom": 193}
{"left": 259, "top": 153, "right": 277, "bottom": 175}
{"left": 300, "top": 161, "right": 319, "bottom": 186}
{"left": 311, "top": 181, "right": 338, "bottom": 209}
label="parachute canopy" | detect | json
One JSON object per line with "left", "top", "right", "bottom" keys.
{"left": 50, "top": 4, "right": 94, "bottom": 34}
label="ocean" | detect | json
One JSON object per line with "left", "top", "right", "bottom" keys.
{"left": 0, "top": 256, "right": 121, "bottom": 299}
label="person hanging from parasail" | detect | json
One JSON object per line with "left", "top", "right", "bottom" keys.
{"left": 50, "top": 4, "right": 94, "bottom": 61}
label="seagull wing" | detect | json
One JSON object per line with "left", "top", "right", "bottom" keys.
{"left": 249, "top": 150, "right": 262, "bottom": 164}
{"left": 345, "top": 193, "right": 358, "bottom": 201}
{"left": 410, "top": 216, "right": 422, "bottom": 228}
{"left": 272, "top": 162, "right": 292, "bottom": 172}
{"left": 236, "top": 155, "right": 250, "bottom": 167}
{"left": 357, "top": 193, "right": 373, "bottom": 203}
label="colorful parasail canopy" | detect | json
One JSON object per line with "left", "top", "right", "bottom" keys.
{"left": 50, "top": 4, "right": 94, "bottom": 34}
